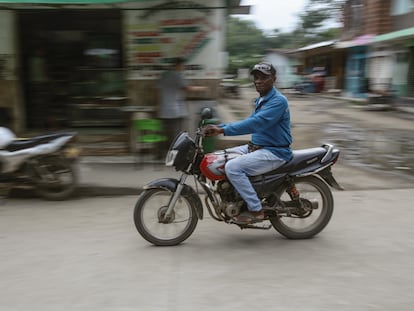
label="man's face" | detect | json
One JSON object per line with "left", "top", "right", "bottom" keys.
{"left": 253, "top": 72, "right": 275, "bottom": 96}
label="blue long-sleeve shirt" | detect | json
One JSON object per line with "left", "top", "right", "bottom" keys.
{"left": 221, "top": 87, "right": 293, "bottom": 161}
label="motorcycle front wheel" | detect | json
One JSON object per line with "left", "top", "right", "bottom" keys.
{"left": 35, "top": 155, "right": 77, "bottom": 201}
{"left": 270, "top": 176, "right": 334, "bottom": 239}
{"left": 134, "top": 188, "right": 199, "bottom": 246}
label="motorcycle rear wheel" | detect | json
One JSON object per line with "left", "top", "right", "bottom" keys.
{"left": 35, "top": 156, "right": 77, "bottom": 201}
{"left": 270, "top": 176, "right": 333, "bottom": 239}
{"left": 134, "top": 188, "right": 198, "bottom": 246}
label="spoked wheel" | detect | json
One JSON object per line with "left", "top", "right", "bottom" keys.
{"left": 270, "top": 176, "right": 334, "bottom": 239}
{"left": 133, "top": 188, "right": 198, "bottom": 246}
{"left": 35, "top": 156, "right": 77, "bottom": 201}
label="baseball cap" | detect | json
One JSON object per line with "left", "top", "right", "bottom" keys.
{"left": 250, "top": 62, "right": 276, "bottom": 76}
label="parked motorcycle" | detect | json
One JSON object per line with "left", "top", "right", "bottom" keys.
{"left": 0, "top": 127, "right": 79, "bottom": 200}
{"left": 133, "top": 108, "right": 343, "bottom": 246}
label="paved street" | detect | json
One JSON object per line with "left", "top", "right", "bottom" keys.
{"left": 1, "top": 89, "right": 414, "bottom": 310}
{"left": 1, "top": 189, "right": 414, "bottom": 311}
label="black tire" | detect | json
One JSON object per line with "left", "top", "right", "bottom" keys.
{"left": 134, "top": 188, "right": 198, "bottom": 246}
{"left": 35, "top": 156, "right": 77, "bottom": 201}
{"left": 270, "top": 176, "right": 334, "bottom": 239}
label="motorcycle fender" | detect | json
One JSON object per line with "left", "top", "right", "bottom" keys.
{"left": 317, "top": 168, "right": 344, "bottom": 191}
{"left": 144, "top": 178, "right": 203, "bottom": 220}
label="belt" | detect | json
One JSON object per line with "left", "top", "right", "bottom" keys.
{"left": 248, "top": 141, "right": 290, "bottom": 153}
{"left": 248, "top": 141, "right": 263, "bottom": 153}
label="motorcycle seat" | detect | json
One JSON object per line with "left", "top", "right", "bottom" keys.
{"left": 3, "top": 132, "right": 71, "bottom": 152}
{"left": 249, "top": 147, "right": 328, "bottom": 184}
{"left": 266, "top": 147, "right": 327, "bottom": 176}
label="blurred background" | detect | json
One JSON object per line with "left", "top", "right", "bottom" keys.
{"left": 0, "top": 0, "right": 413, "bottom": 175}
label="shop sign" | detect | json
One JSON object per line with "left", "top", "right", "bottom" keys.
{"left": 124, "top": 0, "right": 224, "bottom": 79}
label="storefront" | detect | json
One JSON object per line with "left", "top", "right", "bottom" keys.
{"left": 0, "top": 0, "right": 249, "bottom": 133}
{"left": 373, "top": 27, "right": 414, "bottom": 97}
{"left": 291, "top": 40, "right": 346, "bottom": 92}
{"left": 19, "top": 10, "right": 125, "bottom": 128}
{"left": 344, "top": 46, "right": 368, "bottom": 97}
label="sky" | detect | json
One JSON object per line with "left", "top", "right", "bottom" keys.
{"left": 237, "top": 0, "right": 309, "bottom": 33}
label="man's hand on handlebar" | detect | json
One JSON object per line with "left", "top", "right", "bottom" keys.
{"left": 203, "top": 124, "right": 224, "bottom": 136}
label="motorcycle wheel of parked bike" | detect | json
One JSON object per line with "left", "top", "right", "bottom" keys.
{"left": 35, "top": 155, "right": 77, "bottom": 201}
{"left": 270, "top": 176, "right": 334, "bottom": 239}
{"left": 134, "top": 188, "right": 199, "bottom": 246}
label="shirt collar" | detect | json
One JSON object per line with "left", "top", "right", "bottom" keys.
{"left": 256, "top": 87, "right": 276, "bottom": 106}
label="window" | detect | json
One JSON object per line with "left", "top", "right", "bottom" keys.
{"left": 391, "top": 0, "right": 414, "bottom": 15}
{"left": 350, "top": 0, "right": 363, "bottom": 30}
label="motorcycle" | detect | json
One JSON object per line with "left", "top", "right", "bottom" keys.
{"left": 0, "top": 127, "right": 79, "bottom": 200}
{"left": 133, "top": 108, "right": 343, "bottom": 246}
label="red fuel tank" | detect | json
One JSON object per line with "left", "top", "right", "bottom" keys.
{"left": 199, "top": 150, "right": 241, "bottom": 181}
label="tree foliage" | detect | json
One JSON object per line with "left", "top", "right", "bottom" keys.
{"left": 226, "top": 17, "right": 267, "bottom": 72}
{"left": 299, "top": 0, "right": 345, "bottom": 35}
{"left": 225, "top": 0, "right": 345, "bottom": 72}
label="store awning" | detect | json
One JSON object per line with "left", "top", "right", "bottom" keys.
{"left": 335, "top": 34, "right": 375, "bottom": 49}
{"left": 0, "top": 0, "right": 132, "bottom": 3}
{"left": 294, "top": 40, "right": 336, "bottom": 53}
{"left": 0, "top": 0, "right": 234, "bottom": 3}
{"left": 374, "top": 27, "right": 414, "bottom": 43}
{"left": 0, "top": 0, "right": 250, "bottom": 12}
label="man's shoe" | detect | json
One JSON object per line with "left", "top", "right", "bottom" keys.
{"left": 232, "top": 209, "right": 265, "bottom": 225}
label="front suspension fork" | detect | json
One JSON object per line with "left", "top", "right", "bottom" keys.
{"left": 163, "top": 174, "right": 188, "bottom": 221}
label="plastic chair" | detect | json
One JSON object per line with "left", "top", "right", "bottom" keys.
{"left": 132, "top": 118, "right": 167, "bottom": 168}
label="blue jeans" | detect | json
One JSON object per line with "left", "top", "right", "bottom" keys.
{"left": 224, "top": 144, "right": 286, "bottom": 212}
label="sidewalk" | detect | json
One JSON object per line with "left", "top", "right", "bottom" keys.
{"left": 77, "top": 157, "right": 172, "bottom": 197}
{"left": 75, "top": 155, "right": 414, "bottom": 199}
{"left": 319, "top": 93, "right": 414, "bottom": 114}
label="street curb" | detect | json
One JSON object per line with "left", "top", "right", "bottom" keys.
{"left": 5, "top": 185, "right": 142, "bottom": 200}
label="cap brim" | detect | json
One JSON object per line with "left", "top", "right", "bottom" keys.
{"left": 250, "top": 68, "right": 272, "bottom": 75}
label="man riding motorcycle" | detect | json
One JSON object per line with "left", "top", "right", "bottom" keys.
{"left": 204, "top": 62, "right": 292, "bottom": 224}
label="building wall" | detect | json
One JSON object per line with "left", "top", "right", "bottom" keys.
{"left": 393, "top": 11, "right": 414, "bottom": 30}
{"left": 342, "top": 0, "right": 392, "bottom": 37}
{"left": 391, "top": 0, "right": 414, "bottom": 31}
{"left": 264, "top": 52, "right": 298, "bottom": 89}
{"left": 364, "top": 0, "right": 392, "bottom": 34}
{"left": 0, "top": 10, "right": 23, "bottom": 133}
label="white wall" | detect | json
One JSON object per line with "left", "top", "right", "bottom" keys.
{"left": 264, "top": 53, "right": 299, "bottom": 89}
{"left": 0, "top": 10, "right": 17, "bottom": 80}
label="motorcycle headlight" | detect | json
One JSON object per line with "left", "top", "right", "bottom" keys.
{"left": 166, "top": 132, "right": 196, "bottom": 171}
{"left": 165, "top": 150, "right": 178, "bottom": 166}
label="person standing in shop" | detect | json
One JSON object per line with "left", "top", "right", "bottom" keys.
{"left": 157, "top": 57, "right": 205, "bottom": 151}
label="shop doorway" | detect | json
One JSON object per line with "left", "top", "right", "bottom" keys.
{"left": 18, "top": 10, "right": 125, "bottom": 130}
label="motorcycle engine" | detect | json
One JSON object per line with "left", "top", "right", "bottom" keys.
{"left": 217, "top": 180, "right": 235, "bottom": 201}
{"left": 217, "top": 180, "right": 243, "bottom": 217}
{"left": 224, "top": 202, "right": 242, "bottom": 217}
